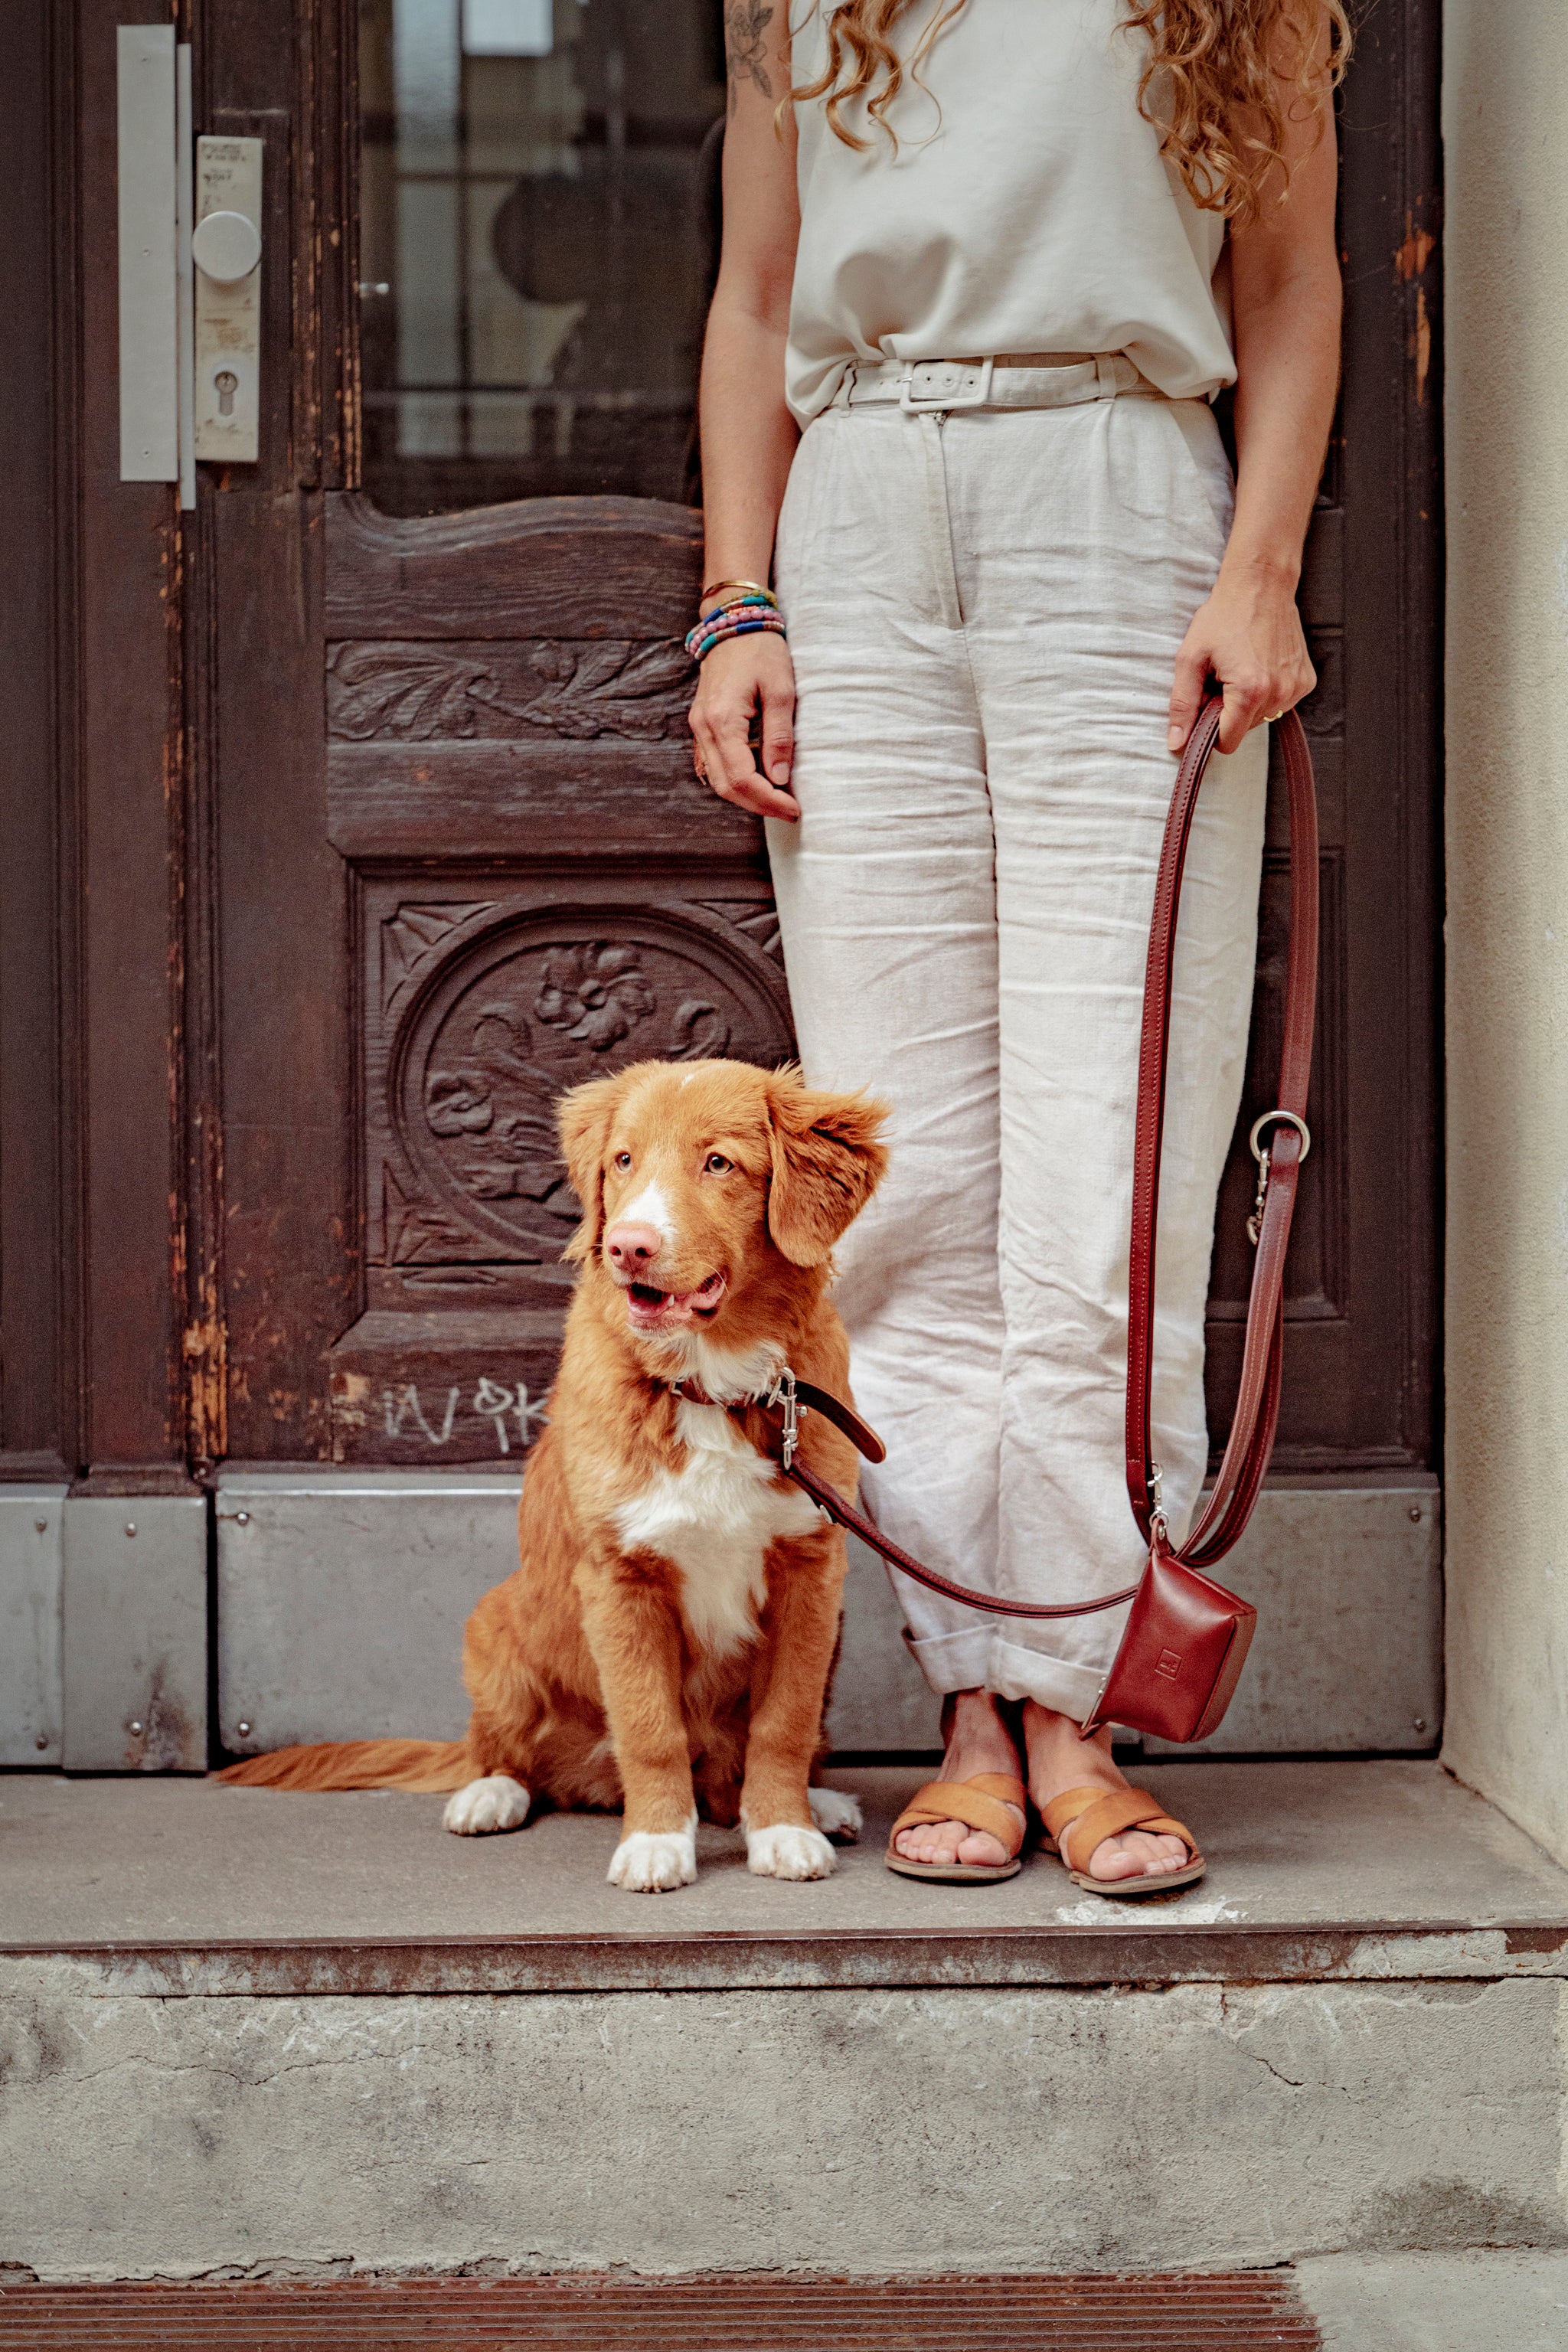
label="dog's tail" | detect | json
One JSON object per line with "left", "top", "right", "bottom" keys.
{"left": 217, "top": 1737, "right": 471, "bottom": 1794}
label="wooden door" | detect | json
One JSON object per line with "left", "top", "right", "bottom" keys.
{"left": 185, "top": 0, "right": 1440, "bottom": 1482}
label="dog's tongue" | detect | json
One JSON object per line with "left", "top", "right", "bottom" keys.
{"left": 627, "top": 1272, "right": 725, "bottom": 1328}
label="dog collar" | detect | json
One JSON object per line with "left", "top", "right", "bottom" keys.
{"left": 666, "top": 1366, "right": 884, "bottom": 1472}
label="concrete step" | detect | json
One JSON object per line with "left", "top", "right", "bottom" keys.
{"left": 2, "top": 1762, "right": 1566, "bottom": 2282}
{"left": 1299, "top": 2252, "right": 1568, "bottom": 2350}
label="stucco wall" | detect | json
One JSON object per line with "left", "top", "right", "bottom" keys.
{"left": 1442, "top": 5, "right": 1568, "bottom": 1860}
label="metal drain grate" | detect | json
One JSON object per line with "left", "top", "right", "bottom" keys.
{"left": 0, "top": 2272, "right": 1319, "bottom": 2349}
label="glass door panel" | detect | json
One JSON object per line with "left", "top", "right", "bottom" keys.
{"left": 360, "top": 0, "right": 725, "bottom": 513}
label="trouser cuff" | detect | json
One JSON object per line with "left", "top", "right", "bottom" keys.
{"left": 903, "top": 1626, "right": 1109, "bottom": 1726}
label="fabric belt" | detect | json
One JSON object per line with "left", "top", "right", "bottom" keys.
{"left": 832, "top": 351, "right": 1162, "bottom": 413}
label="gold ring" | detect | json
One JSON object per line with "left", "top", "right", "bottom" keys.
{"left": 1265, "top": 709, "right": 1285, "bottom": 723}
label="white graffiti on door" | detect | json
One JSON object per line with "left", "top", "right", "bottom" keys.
{"left": 381, "top": 1375, "right": 549, "bottom": 1455}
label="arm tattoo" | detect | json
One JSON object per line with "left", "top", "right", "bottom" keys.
{"left": 725, "top": 0, "right": 773, "bottom": 112}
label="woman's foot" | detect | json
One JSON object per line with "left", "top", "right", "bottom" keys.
{"left": 891, "top": 1690, "right": 1026, "bottom": 1869}
{"left": 1023, "top": 1700, "right": 1189, "bottom": 1884}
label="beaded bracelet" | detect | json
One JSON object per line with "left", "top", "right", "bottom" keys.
{"left": 684, "top": 592, "right": 787, "bottom": 665}
{"left": 695, "top": 586, "right": 779, "bottom": 625}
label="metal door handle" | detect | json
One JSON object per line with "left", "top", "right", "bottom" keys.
{"left": 191, "top": 207, "right": 262, "bottom": 286}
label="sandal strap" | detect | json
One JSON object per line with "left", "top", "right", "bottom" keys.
{"left": 890, "top": 1774, "right": 1027, "bottom": 1858}
{"left": 1041, "top": 1784, "right": 1200, "bottom": 1877}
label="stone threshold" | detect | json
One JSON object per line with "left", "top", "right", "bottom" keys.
{"left": 9, "top": 1917, "right": 1568, "bottom": 1997}
{"left": 4, "top": 1759, "right": 1566, "bottom": 1998}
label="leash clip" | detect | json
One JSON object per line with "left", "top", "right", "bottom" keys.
{"left": 766, "top": 1365, "right": 805, "bottom": 1470}
{"left": 1246, "top": 1109, "right": 1311, "bottom": 1247}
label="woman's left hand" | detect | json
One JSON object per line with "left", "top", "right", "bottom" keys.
{"left": 1166, "top": 560, "right": 1316, "bottom": 756}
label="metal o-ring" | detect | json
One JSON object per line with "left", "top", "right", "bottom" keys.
{"left": 1249, "top": 1109, "right": 1312, "bottom": 1165}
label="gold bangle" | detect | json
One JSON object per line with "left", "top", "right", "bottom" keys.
{"left": 700, "top": 577, "right": 776, "bottom": 603}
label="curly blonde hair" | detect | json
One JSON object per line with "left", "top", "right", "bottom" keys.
{"left": 789, "top": 1, "right": 1353, "bottom": 223}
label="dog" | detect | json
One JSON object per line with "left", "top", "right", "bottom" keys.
{"left": 222, "top": 1058, "right": 890, "bottom": 1892}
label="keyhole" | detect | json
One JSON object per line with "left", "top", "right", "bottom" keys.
{"left": 215, "top": 370, "right": 238, "bottom": 417}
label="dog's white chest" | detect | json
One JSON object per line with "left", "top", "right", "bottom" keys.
{"left": 612, "top": 1403, "right": 822, "bottom": 1657}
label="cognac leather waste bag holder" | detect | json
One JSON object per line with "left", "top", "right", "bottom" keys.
{"left": 780, "top": 693, "right": 1319, "bottom": 1744}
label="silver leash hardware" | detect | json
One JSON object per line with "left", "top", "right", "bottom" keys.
{"left": 1246, "top": 1107, "right": 1312, "bottom": 1246}
{"left": 1148, "top": 1459, "right": 1168, "bottom": 1543}
{"left": 766, "top": 1365, "right": 805, "bottom": 1469}
{"left": 1246, "top": 1149, "right": 1271, "bottom": 1248}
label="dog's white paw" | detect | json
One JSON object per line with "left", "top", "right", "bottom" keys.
{"left": 443, "top": 1775, "right": 531, "bottom": 1836}
{"left": 608, "top": 1819, "right": 698, "bottom": 1893}
{"left": 746, "top": 1821, "right": 838, "bottom": 1880}
{"left": 808, "top": 1787, "right": 862, "bottom": 1843}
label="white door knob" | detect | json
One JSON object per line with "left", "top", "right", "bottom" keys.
{"left": 192, "top": 208, "right": 262, "bottom": 285}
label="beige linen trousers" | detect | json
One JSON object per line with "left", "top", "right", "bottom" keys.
{"left": 766, "top": 384, "right": 1267, "bottom": 1723}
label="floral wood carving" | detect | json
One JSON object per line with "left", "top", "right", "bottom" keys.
{"left": 534, "top": 943, "right": 658, "bottom": 1051}
{"left": 370, "top": 908, "right": 793, "bottom": 1269}
{"left": 328, "top": 639, "right": 694, "bottom": 744}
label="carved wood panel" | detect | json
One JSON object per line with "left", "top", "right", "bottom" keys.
{"left": 333, "top": 888, "right": 790, "bottom": 1463}
{"left": 369, "top": 894, "right": 789, "bottom": 1288}
{"left": 328, "top": 639, "right": 694, "bottom": 745}
{"left": 320, "top": 494, "right": 801, "bottom": 1461}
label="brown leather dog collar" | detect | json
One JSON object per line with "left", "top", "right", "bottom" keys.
{"left": 667, "top": 1370, "right": 886, "bottom": 1465}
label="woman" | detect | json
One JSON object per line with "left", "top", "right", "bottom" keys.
{"left": 689, "top": 0, "right": 1344, "bottom": 1890}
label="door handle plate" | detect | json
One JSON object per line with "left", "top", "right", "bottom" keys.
{"left": 194, "top": 137, "right": 263, "bottom": 462}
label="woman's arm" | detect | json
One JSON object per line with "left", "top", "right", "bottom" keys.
{"left": 689, "top": 5, "right": 803, "bottom": 820}
{"left": 1167, "top": 52, "right": 1343, "bottom": 755}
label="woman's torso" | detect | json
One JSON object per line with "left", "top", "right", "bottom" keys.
{"left": 786, "top": 0, "right": 1236, "bottom": 423}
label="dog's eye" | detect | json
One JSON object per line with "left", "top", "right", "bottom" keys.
{"left": 704, "top": 1152, "right": 732, "bottom": 1175}
{"left": 613, "top": 1151, "right": 632, "bottom": 1171}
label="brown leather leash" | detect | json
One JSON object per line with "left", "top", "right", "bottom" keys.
{"left": 671, "top": 1369, "right": 1135, "bottom": 1622}
{"left": 671, "top": 696, "right": 1318, "bottom": 1733}
{"left": 1126, "top": 694, "right": 1318, "bottom": 1569}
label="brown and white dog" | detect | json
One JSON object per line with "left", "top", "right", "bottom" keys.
{"left": 222, "top": 1059, "right": 889, "bottom": 1892}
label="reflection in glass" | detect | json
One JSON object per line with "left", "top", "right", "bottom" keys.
{"left": 360, "top": 0, "right": 725, "bottom": 514}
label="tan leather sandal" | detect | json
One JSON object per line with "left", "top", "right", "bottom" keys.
{"left": 885, "top": 1772, "right": 1027, "bottom": 1883}
{"left": 1040, "top": 1785, "right": 1205, "bottom": 1896}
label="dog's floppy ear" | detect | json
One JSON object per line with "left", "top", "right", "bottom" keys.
{"left": 557, "top": 1070, "right": 626, "bottom": 1264}
{"left": 766, "top": 1070, "right": 890, "bottom": 1267}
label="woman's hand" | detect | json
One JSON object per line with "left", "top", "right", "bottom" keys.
{"left": 690, "top": 631, "right": 800, "bottom": 822}
{"left": 1167, "top": 559, "right": 1317, "bottom": 756}
{"left": 1174, "top": 8, "right": 1339, "bottom": 760}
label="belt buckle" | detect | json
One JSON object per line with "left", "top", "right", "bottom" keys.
{"left": 900, "top": 357, "right": 994, "bottom": 413}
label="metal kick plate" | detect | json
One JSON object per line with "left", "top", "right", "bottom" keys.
{"left": 61, "top": 1495, "right": 208, "bottom": 1772}
{"left": 214, "top": 1471, "right": 1440, "bottom": 1760}
{"left": 0, "top": 1488, "right": 66, "bottom": 1765}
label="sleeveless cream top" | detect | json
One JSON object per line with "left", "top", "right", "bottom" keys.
{"left": 786, "top": 0, "right": 1236, "bottom": 423}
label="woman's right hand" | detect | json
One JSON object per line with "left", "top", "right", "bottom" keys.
{"left": 690, "top": 630, "right": 800, "bottom": 822}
